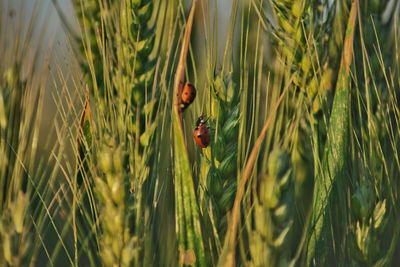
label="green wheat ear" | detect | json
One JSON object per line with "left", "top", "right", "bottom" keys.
{"left": 117, "top": 0, "right": 159, "bottom": 175}
{"left": 95, "top": 136, "right": 139, "bottom": 267}
{"left": 268, "top": 0, "right": 329, "bottom": 103}
{"left": 200, "top": 74, "right": 239, "bottom": 256}
{"left": 249, "top": 148, "right": 295, "bottom": 267}
{"left": 71, "top": 0, "right": 162, "bottom": 262}
{"left": 347, "top": 181, "right": 389, "bottom": 265}
{"left": 260, "top": 0, "right": 329, "bottom": 194}
{"left": 118, "top": 0, "right": 157, "bottom": 107}
{"left": 71, "top": 0, "right": 107, "bottom": 93}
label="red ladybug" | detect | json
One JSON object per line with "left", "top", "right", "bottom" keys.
{"left": 180, "top": 83, "right": 196, "bottom": 111}
{"left": 194, "top": 115, "right": 210, "bottom": 148}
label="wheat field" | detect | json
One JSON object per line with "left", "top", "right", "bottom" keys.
{"left": 0, "top": 0, "right": 400, "bottom": 266}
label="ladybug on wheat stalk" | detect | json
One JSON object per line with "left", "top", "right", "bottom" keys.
{"left": 180, "top": 82, "right": 196, "bottom": 111}
{"left": 194, "top": 115, "right": 210, "bottom": 148}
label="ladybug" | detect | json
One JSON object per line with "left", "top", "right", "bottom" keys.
{"left": 194, "top": 115, "right": 210, "bottom": 148}
{"left": 180, "top": 82, "right": 196, "bottom": 111}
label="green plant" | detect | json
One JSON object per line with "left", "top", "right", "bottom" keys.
{"left": 3, "top": 0, "right": 400, "bottom": 266}
{"left": 249, "top": 148, "right": 295, "bottom": 267}
{"left": 0, "top": 2, "right": 74, "bottom": 265}
{"left": 200, "top": 74, "right": 240, "bottom": 255}
{"left": 95, "top": 137, "right": 138, "bottom": 266}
